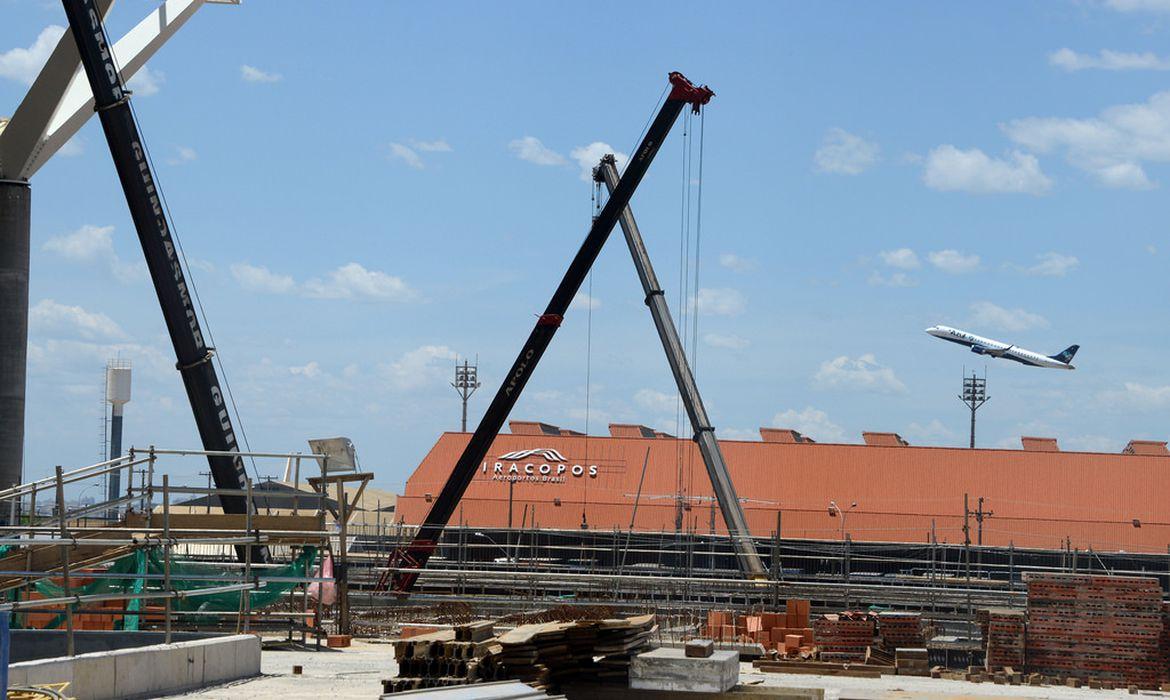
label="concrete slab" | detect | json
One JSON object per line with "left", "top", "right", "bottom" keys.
{"left": 630, "top": 647, "right": 738, "bottom": 693}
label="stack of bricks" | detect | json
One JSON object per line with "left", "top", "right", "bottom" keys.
{"left": 1161, "top": 603, "right": 1170, "bottom": 686}
{"left": 1025, "top": 574, "right": 1164, "bottom": 689}
{"left": 813, "top": 612, "right": 875, "bottom": 662}
{"left": 983, "top": 609, "right": 1025, "bottom": 670}
{"left": 876, "top": 611, "right": 924, "bottom": 651}
{"left": 702, "top": 599, "right": 814, "bottom": 656}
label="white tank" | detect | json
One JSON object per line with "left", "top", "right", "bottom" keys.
{"left": 106, "top": 365, "right": 132, "bottom": 406}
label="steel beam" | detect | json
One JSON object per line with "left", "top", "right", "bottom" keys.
{"left": 596, "top": 157, "right": 767, "bottom": 579}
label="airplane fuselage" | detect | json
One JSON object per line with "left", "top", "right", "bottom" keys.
{"left": 925, "top": 325, "right": 1076, "bottom": 370}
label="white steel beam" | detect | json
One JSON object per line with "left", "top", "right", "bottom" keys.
{"left": 0, "top": 0, "right": 230, "bottom": 180}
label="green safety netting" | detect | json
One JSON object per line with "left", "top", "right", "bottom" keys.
{"left": 32, "top": 546, "right": 319, "bottom": 630}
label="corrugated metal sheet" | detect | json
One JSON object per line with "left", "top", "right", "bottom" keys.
{"left": 397, "top": 431, "right": 1170, "bottom": 553}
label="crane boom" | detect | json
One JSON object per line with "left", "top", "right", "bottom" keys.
{"left": 596, "top": 155, "right": 767, "bottom": 579}
{"left": 385, "top": 72, "right": 714, "bottom": 593}
{"left": 61, "top": 0, "right": 261, "bottom": 558}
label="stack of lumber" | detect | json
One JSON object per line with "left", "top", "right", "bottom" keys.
{"left": 384, "top": 623, "right": 502, "bottom": 693}
{"left": 591, "top": 614, "right": 656, "bottom": 684}
{"left": 894, "top": 648, "right": 929, "bottom": 676}
{"left": 492, "top": 614, "right": 656, "bottom": 690}
{"left": 1025, "top": 574, "right": 1163, "bottom": 689}
{"left": 813, "top": 612, "right": 875, "bottom": 663}
{"left": 877, "top": 612, "right": 924, "bottom": 650}
{"left": 983, "top": 609, "right": 1025, "bottom": 670}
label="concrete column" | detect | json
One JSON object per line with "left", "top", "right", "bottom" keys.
{"left": 0, "top": 179, "right": 30, "bottom": 510}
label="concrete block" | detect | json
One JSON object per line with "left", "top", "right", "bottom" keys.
{"left": 630, "top": 647, "right": 738, "bottom": 693}
{"left": 7, "top": 665, "right": 28, "bottom": 687}
{"left": 113, "top": 643, "right": 162, "bottom": 698}
{"left": 70, "top": 653, "right": 117, "bottom": 700}
{"left": 234, "top": 635, "right": 261, "bottom": 679}
{"left": 18, "top": 658, "right": 72, "bottom": 689}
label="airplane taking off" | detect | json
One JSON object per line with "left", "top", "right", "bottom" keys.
{"left": 925, "top": 325, "right": 1079, "bottom": 370}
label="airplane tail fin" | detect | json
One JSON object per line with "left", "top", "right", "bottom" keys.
{"left": 1049, "top": 344, "right": 1079, "bottom": 364}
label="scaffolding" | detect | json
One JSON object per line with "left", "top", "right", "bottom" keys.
{"left": 0, "top": 446, "right": 345, "bottom": 656}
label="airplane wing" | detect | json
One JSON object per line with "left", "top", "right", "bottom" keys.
{"left": 972, "top": 344, "right": 1012, "bottom": 358}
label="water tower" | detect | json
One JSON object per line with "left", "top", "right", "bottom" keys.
{"left": 105, "top": 359, "right": 132, "bottom": 506}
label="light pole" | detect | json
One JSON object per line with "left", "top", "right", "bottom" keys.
{"left": 451, "top": 359, "right": 481, "bottom": 432}
{"left": 828, "top": 500, "right": 857, "bottom": 540}
{"left": 473, "top": 531, "right": 511, "bottom": 563}
{"left": 960, "top": 371, "right": 988, "bottom": 448}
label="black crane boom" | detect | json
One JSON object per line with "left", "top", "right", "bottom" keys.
{"left": 61, "top": 0, "right": 260, "bottom": 555}
{"left": 385, "top": 72, "right": 713, "bottom": 593}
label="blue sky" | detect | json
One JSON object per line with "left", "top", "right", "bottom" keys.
{"left": 2, "top": 1, "right": 1169, "bottom": 491}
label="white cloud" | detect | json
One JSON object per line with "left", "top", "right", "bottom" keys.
{"left": 634, "top": 388, "right": 676, "bottom": 414}
{"left": 813, "top": 128, "right": 880, "bottom": 175}
{"left": 304, "top": 262, "right": 418, "bottom": 302}
{"left": 969, "top": 301, "right": 1050, "bottom": 332}
{"left": 904, "top": 419, "right": 959, "bottom": 445}
{"left": 288, "top": 361, "right": 322, "bottom": 379}
{"left": 814, "top": 354, "right": 907, "bottom": 394}
{"left": 42, "top": 224, "right": 146, "bottom": 283}
{"left": 771, "top": 407, "right": 846, "bottom": 443}
{"left": 508, "top": 136, "right": 566, "bottom": 166}
{"left": 570, "top": 142, "right": 628, "bottom": 181}
{"left": 879, "top": 248, "right": 920, "bottom": 269}
{"left": 30, "top": 299, "right": 125, "bottom": 341}
{"left": 387, "top": 143, "right": 424, "bottom": 169}
{"left": 694, "top": 288, "right": 745, "bottom": 317}
{"left": 1099, "top": 382, "right": 1170, "bottom": 409}
{"left": 382, "top": 345, "right": 457, "bottom": 391}
{"left": 166, "top": 146, "right": 197, "bottom": 166}
{"left": 718, "top": 253, "right": 756, "bottom": 273}
{"left": 1049, "top": 48, "right": 1170, "bottom": 72}
{"left": 1105, "top": 0, "right": 1170, "bottom": 12}
{"left": 570, "top": 292, "right": 601, "bottom": 311}
{"left": 240, "top": 64, "right": 282, "bottom": 83}
{"left": 1003, "top": 91, "right": 1170, "bottom": 190}
{"left": 126, "top": 65, "right": 163, "bottom": 96}
{"left": 0, "top": 25, "right": 64, "bottom": 85}
{"left": 923, "top": 145, "right": 1052, "bottom": 195}
{"left": 410, "top": 139, "right": 452, "bottom": 153}
{"left": 231, "top": 263, "right": 296, "bottom": 294}
{"left": 928, "top": 249, "right": 981, "bottom": 274}
{"left": 1011, "top": 252, "right": 1080, "bottom": 277}
{"left": 232, "top": 261, "right": 417, "bottom": 302}
{"left": 702, "top": 332, "right": 749, "bottom": 350}
{"left": 867, "top": 271, "right": 917, "bottom": 287}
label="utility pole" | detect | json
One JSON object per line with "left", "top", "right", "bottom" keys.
{"left": 451, "top": 358, "right": 481, "bottom": 432}
{"left": 975, "top": 496, "right": 993, "bottom": 546}
{"left": 959, "top": 371, "right": 988, "bottom": 448}
{"left": 962, "top": 493, "right": 971, "bottom": 582}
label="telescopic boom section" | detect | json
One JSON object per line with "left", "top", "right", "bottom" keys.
{"left": 595, "top": 156, "right": 767, "bottom": 579}
{"left": 386, "top": 72, "right": 713, "bottom": 593}
{"left": 60, "top": 0, "right": 262, "bottom": 559}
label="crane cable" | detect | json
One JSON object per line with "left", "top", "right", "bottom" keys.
{"left": 119, "top": 77, "right": 262, "bottom": 482}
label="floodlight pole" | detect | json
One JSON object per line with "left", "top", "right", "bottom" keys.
{"left": 959, "top": 371, "right": 988, "bottom": 448}
{"left": 451, "top": 358, "right": 481, "bottom": 433}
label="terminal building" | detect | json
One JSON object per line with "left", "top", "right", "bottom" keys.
{"left": 396, "top": 420, "right": 1170, "bottom": 555}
